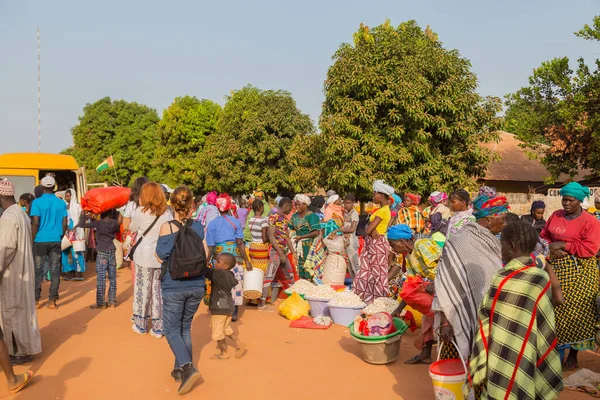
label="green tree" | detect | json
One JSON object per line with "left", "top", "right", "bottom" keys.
{"left": 316, "top": 21, "right": 502, "bottom": 200}
{"left": 505, "top": 16, "right": 600, "bottom": 178}
{"left": 155, "top": 96, "right": 221, "bottom": 192}
{"left": 201, "top": 85, "right": 317, "bottom": 196}
{"left": 63, "top": 97, "right": 161, "bottom": 186}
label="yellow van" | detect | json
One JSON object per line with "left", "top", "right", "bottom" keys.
{"left": 0, "top": 153, "right": 87, "bottom": 200}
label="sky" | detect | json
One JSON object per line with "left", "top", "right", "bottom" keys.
{"left": 1, "top": 0, "right": 599, "bottom": 154}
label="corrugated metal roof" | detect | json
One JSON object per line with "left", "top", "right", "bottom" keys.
{"left": 480, "top": 131, "right": 588, "bottom": 183}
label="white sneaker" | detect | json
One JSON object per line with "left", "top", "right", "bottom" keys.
{"left": 150, "top": 330, "right": 163, "bottom": 339}
{"left": 132, "top": 323, "right": 146, "bottom": 335}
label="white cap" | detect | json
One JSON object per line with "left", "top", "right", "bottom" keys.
{"left": 160, "top": 184, "right": 174, "bottom": 194}
{"left": 41, "top": 176, "right": 56, "bottom": 188}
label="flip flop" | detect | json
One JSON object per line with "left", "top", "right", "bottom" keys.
{"left": 235, "top": 343, "right": 248, "bottom": 359}
{"left": 210, "top": 353, "right": 229, "bottom": 360}
{"left": 9, "top": 371, "right": 33, "bottom": 394}
{"left": 563, "top": 361, "right": 579, "bottom": 371}
{"left": 404, "top": 355, "right": 432, "bottom": 365}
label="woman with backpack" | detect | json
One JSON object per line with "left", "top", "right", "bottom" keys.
{"left": 156, "top": 185, "right": 206, "bottom": 396}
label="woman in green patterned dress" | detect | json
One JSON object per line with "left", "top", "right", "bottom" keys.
{"left": 289, "top": 194, "right": 321, "bottom": 279}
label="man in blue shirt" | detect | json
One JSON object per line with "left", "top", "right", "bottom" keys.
{"left": 30, "top": 176, "right": 68, "bottom": 309}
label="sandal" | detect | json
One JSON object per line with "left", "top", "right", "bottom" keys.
{"left": 404, "top": 355, "right": 432, "bottom": 365}
{"left": 210, "top": 353, "right": 229, "bottom": 360}
{"left": 90, "top": 303, "right": 107, "bottom": 310}
{"left": 8, "top": 370, "right": 34, "bottom": 394}
{"left": 563, "top": 361, "right": 579, "bottom": 371}
{"left": 235, "top": 343, "right": 248, "bottom": 359}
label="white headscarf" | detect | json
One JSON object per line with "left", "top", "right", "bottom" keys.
{"left": 373, "top": 180, "right": 395, "bottom": 197}
{"left": 65, "top": 188, "right": 84, "bottom": 239}
{"left": 294, "top": 194, "right": 311, "bottom": 206}
{"left": 326, "top": 194, "right": 340, "bottom": 205}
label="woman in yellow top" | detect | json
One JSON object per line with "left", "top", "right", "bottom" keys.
{"left": 354, "top": 180, "right": 394, "bottom": 304}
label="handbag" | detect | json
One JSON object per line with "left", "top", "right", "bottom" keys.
{"left": 125, "top": 215, "right": 160, "bottom": 261}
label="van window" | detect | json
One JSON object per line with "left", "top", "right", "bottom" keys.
{"left": 0, "top": 175, "right": 35, "bottom": 199}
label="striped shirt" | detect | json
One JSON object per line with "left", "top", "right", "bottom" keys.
{"left": 248, "top": 216, "right": 268, "bottom": 242}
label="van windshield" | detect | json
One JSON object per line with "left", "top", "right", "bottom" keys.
{"left": 0, "top": 175, "right": 35, "bottom": 199}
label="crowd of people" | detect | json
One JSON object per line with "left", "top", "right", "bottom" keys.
{"left": 0, "top": 173, "right": 599, "bottom": 398}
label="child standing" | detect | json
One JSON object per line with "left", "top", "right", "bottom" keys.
{"left": 79, "top": 210, "right": 121, "bottom": 309}
{"left": 206, "top": 253, "right": 247, "bottom": 360}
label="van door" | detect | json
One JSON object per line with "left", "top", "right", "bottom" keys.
{"left": 76, "top": 167, "right": 87, "bottom": 201}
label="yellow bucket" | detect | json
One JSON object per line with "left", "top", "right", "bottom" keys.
{"left": 429, "top": 342, "right": 467, "bottom": 400}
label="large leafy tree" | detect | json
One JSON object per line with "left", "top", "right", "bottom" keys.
{"left": 505, "top": 16, "right": 600, "bottom": 178}
{"left": 316, "top": 20, "right": 502, "bottom": 200}
{"left": 201, "top": 85, "right": 317, "bottom": 196}
{"left": 155, "top": 96, "right": 221, "bottom": 192}
{"left": 63, "top": 97, "right": 161, "bottom": 185}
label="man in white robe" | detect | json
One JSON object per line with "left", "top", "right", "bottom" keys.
{"left": 0, "top": 179, "right": 42, "bottom": 364}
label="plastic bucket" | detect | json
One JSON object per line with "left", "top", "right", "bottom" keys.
{"left": 429, "top": 342, "right": 467, "bottom": 400}
{"left": 328, "top": 303, "right": 365, "bottom": 326}
{"left": 72, "top": 240, "right": 86, "bottom": 252}
{"left": 243, "top": 269, "right": 264, "bottom": 300}
{"left": 305, "top": 297, "right": 331, "bottom": 317}
{"left": 351, "top": 332, "right": 403, "bottom": 364}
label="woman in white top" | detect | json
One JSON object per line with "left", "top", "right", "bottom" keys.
{"left": 129, "top": 181, "right": 172, "bottom": 338}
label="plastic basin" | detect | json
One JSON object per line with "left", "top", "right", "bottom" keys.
{"left": 305, "top": 296, "right": 332, "bottom": 317}
{"left": 352, "top": 334, "right": 403, "bottom": 365}
{"left": 349, "top": 318, "right": 408, "bottom": 341}
{"left": 328, "top": 303, "right": 366, "bottom": 326}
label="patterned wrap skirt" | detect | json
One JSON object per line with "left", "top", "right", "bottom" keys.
{"left": 551, "top": 255, "right": 599, "bottom": 351}
{"left": 205, "top": 241, "right": 245, "bottom": 306}
{"left": 354, "top": 235, "right": 390, "bottom": 304}
{"left": 249, "top": 242, "right": 270, "bottom": 273}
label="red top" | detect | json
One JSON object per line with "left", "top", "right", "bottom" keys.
{"left": 540, "top": 210, "right": 600, "bottom": 258}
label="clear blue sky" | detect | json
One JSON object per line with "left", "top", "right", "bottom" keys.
{"left": 1, "top": 0, "right": 598, "bottom": 154}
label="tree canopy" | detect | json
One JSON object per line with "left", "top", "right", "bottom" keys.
{"left": 155, "top": 96, "right": 221, "bottom": 192}
{"left": 505, "top": 16, "right": 600, "bottom": 179}
{"left": 316, "top": 20, "right": 502, "bottom": 200}
{"left": 63, "top": 97, "right": 160, "bottom": 186}
{"left": 201, "top": 85, "right": 317, "bottom": 196}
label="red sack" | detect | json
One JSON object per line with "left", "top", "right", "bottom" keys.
{"left": 400, "top": 276, "right": 434, "bottom": 317}
{"left": 81, "top": 187, "right": 130, "bottom": 214}
{"left": 289, "top": 316, "right": 331, "bottom": 330}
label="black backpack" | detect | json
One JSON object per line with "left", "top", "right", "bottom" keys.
{"left": 168, "top": 219, "right": 207, "bottom": 280}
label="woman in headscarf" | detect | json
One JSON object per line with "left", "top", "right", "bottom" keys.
{"left": 324, "top": 194, "right": 344, "bottom": 227}
{"left": 320, "top": 220, "right": 347, "bottom": 285}
{"left": 197, "top": 191, "right": 220, "bottom": 235}
{"left": 354, "top": 180, "right": 394, "bottom": 304}
{"left": 446, "top": 189, "right": 474, "bottom": 239}
{"left": 540, "top": 182, "right": 600, "bottom": 371}
{"left": 205, "top": 194, "right": 253, "bottom": 321}
{"left": 427, "top": 191, "right": 451, "bottom": 220}
{"left": 289, "top": 194, "right": 321, "bottom": 279}
{"left": 521, "top": 200, "right": 547, "bottom": 234}
{"left": 388, "top": 222, "right": 445, "bottom": 365}
{"left": 397, "top": 193, "right": 425, "bottom": 238}
{"left": 433, "top": 193, "right": 508, "bottom": 366}
{"left": 61, "top": 189, "right": 86, "bottom": 281}
{"left": 466, "top": 221, "right": 563, "bottom": 399}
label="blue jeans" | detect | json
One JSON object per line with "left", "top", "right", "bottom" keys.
{"left": 33, "top": 242, "right": 62, "bottom": 301}
{"left": 162, "top": 285, "right": 205, "bottom": 368}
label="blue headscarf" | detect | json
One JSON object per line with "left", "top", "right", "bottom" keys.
{"left": 387, "top": 224, "right": 413, "bottom": 240}
{"left": 560, "top": 182, "right": 590, "bottom": 202}
{"left": 472, "top": 194, "right": 509, "bottom": 220}
{"left": 391, "top": 194, "right": 402, "bottom": 209}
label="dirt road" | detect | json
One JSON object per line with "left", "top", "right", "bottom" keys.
{"left": 3, "top": 267, "right": 598, "bottom": 399}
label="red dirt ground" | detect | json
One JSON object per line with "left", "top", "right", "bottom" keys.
{"left": 2, "top": 266, "right": 598, "bottom": 399}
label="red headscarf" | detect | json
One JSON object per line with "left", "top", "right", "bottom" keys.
{"left": 405, "top": 193, "right": 421, "bottom": 205}
{"left": 216, "top": 193, "right": 232, "bottom": 212}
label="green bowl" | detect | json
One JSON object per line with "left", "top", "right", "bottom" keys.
{"left": 284, "top": 290, "right": 306, "bottom": 300}
{"left": 349, "top": 317, "right": 408, "bottom": 341}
